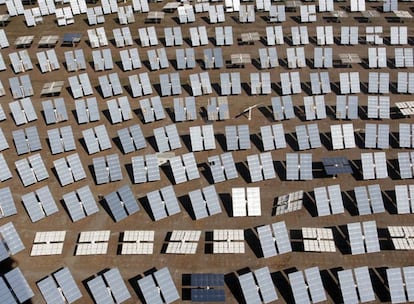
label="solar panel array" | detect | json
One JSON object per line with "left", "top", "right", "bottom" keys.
{"left": 288, "top": 267, "right": 326, "bottom": 304}
{"left": 238, "top": 267, "right": 278, "bottom": 304}
{"left": 331, "top": 124, "right": 356, "bottom": 150}
{"left": 147, "top": 185, "right": 181, "bottom": 221}
{"left": 166, "top": 230, "right": 201, "bottom": 254}
{"left": 75, "top": 230, "right": 110, "bottom": 256}
{"left": 190, "top": 125, "right": 215, "bottom": 151}
{"left": 314, "top": 184, "right": 344, "bottom": 216}
{"left": 189, "top": 185, "right": 222, "bottom": 220}
{"left": 87, "top": 268, "right": 131, "bottom": 304}
{"left": 153, "top": 124, "right": 181, "bottom": 152}
{"left": 22, "top": 186, "right": 58, "bottom": 222}
{"left": 0, "top": 222, "right": 24, "bottom": 262}
{"left": 137, "top": 267, "right": 180, "bottom": 304}
{"left": 0, "top": 268, "right": 34, "bottom": 304}
{"left": 257, "top": 221, "right": 292, "bottom": 258}
{"left": 338, "top": 266, "right": 375, "bottom": 304}
{"left": 0, "top": 1, "right": 413, "bottom": 302}
{"left": 354, "top": 184, "right": 385, "bottom": 215}
{"left": 53, "top": 153, "right": 86, "bottom": 186}
{"left": 395, "top": 184, "right": 414, "bottom": 214}
{"left": 62, "top": 185, "right": 99, "bottom": 222}
{"left": 275, "top": 190, "right": 303, "bottom": 215}
{"left": 348, "top": 220, "right": 380, "bottom": 255}
{"left": 208, "top": 153, "right": 235, "bottom": 183}
{"left": 232, "top": 187, "right": 261, "bottom": 217}
{"left": 189, "top": 273, "right": 225, "bottom": 302}
{"left": 322, "top": 157, "right": 353, "bottom": 176}
{"left": 213, "top": 229, "right": 245, "bottom": 254}
{"left": 286, "top": 153, "right": 313, "bottom": 180}
{"left": 296, "top": 123, "right": 321, "bottom": 150}
{"left": 15, "top": 153, "right": 49, "bottom": 187}
{"left": 225, "top": 124, "right": 250, "bottom": 151}
{"left": 37, "top": 267, "right": 82, "bottom": 304}
{"left": 388, "top": 226, "right": 414, "bottom": 251}
{"left": 132, "top": 154, "right": 160, "bottom": 183}
{"left": 247, "top": 152, "right": 276, "bottom": 182}
{"left": 387, "top": 267, "right": 414, "bottom": 304}
{"left": 169, "top": 152, "right": 200, "bottom": 184}
{"left": 31, "top": 231, "right": 66, "bottom": 256}
{"left": 120, "top": 230, "right": 154, "bottom": 255}
{"left": 302, "top": 227, "right": 336, "bottom": 252}
{"left": 174, "top": 97, "right": 197, "bottom": 122}
{"left": 104, "top": 185, "right": 139, "bottom": 222}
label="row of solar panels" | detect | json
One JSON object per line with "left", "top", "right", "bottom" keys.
{"left": 4, "top": 257, "right": 414, "bottom": 304}
{"left": 5, "top": 70, "right": 412, "bottom": 106}
{"left": 0, "top": 265, "right": 180, "bottom": 304}
{"left": 2, "top": 94, "right": 409, "bottom": 137}
{"left": 3, "top": 43, "right": 412, "bottom": 77}
{"left": 14, "top": 1, "right": 410, "bottom": 28}
{"left": 3, "top": 262, "right": 414, "bottom": 304}
{"left": 2, "top": 220, "right": 413, "bottom": 262}
{"left": 2, "top": 124, "right": 414, "bottom": 180}
{"left": 1, "top": 161, "right": 414, "bottom": 223}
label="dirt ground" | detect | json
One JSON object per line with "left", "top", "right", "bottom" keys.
{"left": 0, "top": 0, "right": 414, "bottom": 303}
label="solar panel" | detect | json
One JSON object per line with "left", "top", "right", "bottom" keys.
{"left": 147, "top": 185, "right": 180, "bottom": 221}
{"left": 63, "top": 186, "right": 98, "bottom": 222}
{"left": 138, "top": 267, "right": 179, "bottom": 304}
{"left": 203, "top": 185, "right": 222, "bottom": 216}
{"left": 54, "top": 153, "right": 86, "bottom": 186}
{"left": 4, "top": 268, "right": 34, "bottom": 303}
{"left": 9, "top": 98, "right": 37, "bottom": 125}
{"left": 289, "top": 267, "right": 326, "bottom": 304}
{"left": 88, "top": 268, "right": 131, "bottom": 304}
{"left": 348, "top": 221, "right": 380, "bottom": 254}
{"left": 398, "top": 152, "right": 414, "bottom": 179}
{"left": 208, "top": 152, "right": 238, "bottom": 183}
{"left": 104, "top": 185, "right": 139, "bottom": 222}
{"left": 22, "top": 186, "right": 58, "bottom": 222}
{"left": 76, "top": 231, "right": 110, "bottom": 256}
{"left": 39, "top": 267, "right": 82, "bottom": 304}
{"left": 238, "top": 267, "right": 277, "bottom": 304}
{"left": 339, "top": 268, "right": 370, "bottom": 304}
{"left": 16, "top": 154, "right": 49, "bottom": 186}
{"left": 395, "top": 185, "right": 414, "bottom": 214}
{"left": 232, "top": 187, "right": 261, "bottom": 217}
{"left": 0, "top": 154, "right": 11, "bottom": 183}
{"left": 0, "top": 222, "right": 24, "bottom": 261}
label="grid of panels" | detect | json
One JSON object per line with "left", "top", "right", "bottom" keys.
{"left": 166, "top": 230, "right": 201, "bottom": 254}
{"left": 189, "top": 185, "right": 222, "bottom": 220}
{"left": 38, "top": 267, "right": 82, "bottom": 304}
{"left": 139, "top": 267, "right": 180, "bottom": 304}
{"left": 348, "top": 221, "right": 380, "bottom": 255}
{"left": 314, "top": 184, "right": 344, "bottom": 216}
{"left": 239, "top": 267, "right": 278, "bottom": 304}
{"left": 257, "top": 221, "right": 292, "bottom": 258}
{"left": 213, "top": 229, "right": 245, "bottom": 254}
{"left": 232, "top": 187, "right": 261, "bottom": 217}
{"left": 289, "top": 267, "right": 326, "bottom": 304}
{"left": 75, "top": 230, "right": 110, "bottom": 256}
{"left": 31, "top": 231, "right": 66, "bottom": 256}
{"left": 62, "top": 185, "right": 99, "bottom": 222}
{"left": 0, "top": 222, "right": 24, "bottom": 262}
{"left": 302, "top": 227, "right": 336, "bottom": 252}
{"left": 104, "top": 185, "right": 140, "bottom": 222}
{"left": 147, "top": 185, "right": 181, "bottom": 221}
{"left": 22, "top": 186, "right": 58, "bottom": 222}
{"left": 120, "top": 230, "right": 154, "bottom": 255}
{"left": 87, "top": 268, "right": 131, "bottom": 304}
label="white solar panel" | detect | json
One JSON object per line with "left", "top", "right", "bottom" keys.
{"left": 289, "top": 267, "right": 326, "bottom": 304}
